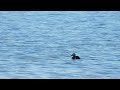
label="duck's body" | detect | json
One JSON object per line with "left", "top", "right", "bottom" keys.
{"left": 72, "top": 56, "right": 80, "bottom": 59}
{"left": 71, "top": 53, "right": 80, "bottom": 60}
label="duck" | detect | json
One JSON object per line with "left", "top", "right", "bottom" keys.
{"left": 71, "top": 53, "right": 80, "bottom": 60}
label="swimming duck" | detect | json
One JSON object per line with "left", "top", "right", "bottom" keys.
{"left": 71, "top": 53, "right": 80, "bottom": 59}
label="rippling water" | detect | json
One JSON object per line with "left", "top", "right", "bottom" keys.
{"left": 0, "top": 11, "right": 120, "bottom": 79}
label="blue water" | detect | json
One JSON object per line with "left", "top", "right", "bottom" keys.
{"left": 0, "top": 11, "right": 120, "bottom": 79}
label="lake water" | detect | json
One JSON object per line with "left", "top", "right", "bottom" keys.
{"left": 0, "top": 11, "right": 120, "bottom": 79}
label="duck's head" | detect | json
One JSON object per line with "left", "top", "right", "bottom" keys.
{"left": 71, "top": 53, "right": 76, "bottom": 56}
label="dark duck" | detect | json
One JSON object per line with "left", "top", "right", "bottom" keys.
{"left": 71, "top": 53, "right": 80, "bottom": 60}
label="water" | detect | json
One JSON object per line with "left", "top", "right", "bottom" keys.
{"left": 0, "top": 11, "right": 120, "bottom": 79}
